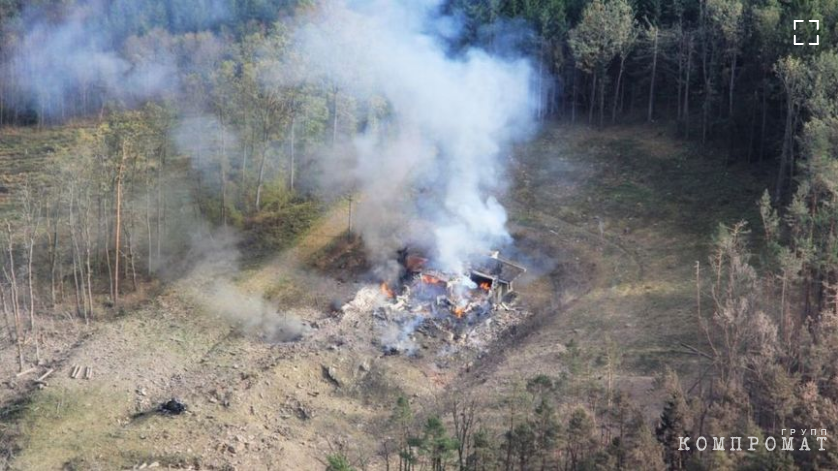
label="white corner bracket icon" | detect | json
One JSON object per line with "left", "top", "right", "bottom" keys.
{"left": 794, "top": 20, "right": 820, "bottom": 46}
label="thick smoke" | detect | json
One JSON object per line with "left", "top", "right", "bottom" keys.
{"left": 4, "top": 0, "right": 229, "bottom": 119}
{"left": 292, "top": 0, "right": 536, "bottom": 274}
{"left": 7, "top": 0, "right": 536, "bottom": 274}
{"left": 2, "top": 0, "right": 538, "bottom": 339}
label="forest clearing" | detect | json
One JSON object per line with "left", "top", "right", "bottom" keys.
{"left": 1, "top": 0, "right": 838, "bottom": 470}
{"left": 0, "top": 123, "right": 767, "bottom": 470}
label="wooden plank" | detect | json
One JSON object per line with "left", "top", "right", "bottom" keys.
{"left": 15, "top": 367, "right": 36, "bottom": 377}
{"left": 35, "top": 368, "right": 54, "bottom": 382}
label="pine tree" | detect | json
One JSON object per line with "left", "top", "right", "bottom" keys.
{"left": 655, "top": 370, "right": 692, "bottom": 470}
{"left": 392, "top": 395, "right": 416, "bottom": 471}
{"left": 418, "top": 415, "right": 459, "bottom": 471}
{"left": 325, "top": 453, "right": 357, "bottom": 471}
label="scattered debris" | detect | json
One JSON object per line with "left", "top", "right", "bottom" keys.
{"left": 321, "top": 365, "right": 342, "bottom": 387}
{"left": 347, "top": 249, "right": 528, "bottom": 355}
{"left": 15, "top": 367, "right": 36, "bottom": 378}
{"left": 34, "top": 368, "right": 54, "bottom": 384}
{"left": 69, "top": 365, "right": 91, "bottom": 379}
{"left": 159, "top": 398, "right": 187, "bottom": 415}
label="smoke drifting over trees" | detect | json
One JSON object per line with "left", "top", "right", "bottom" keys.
{"left": 2, "top": 0, "right": 538, "bottom": 274}
{"left": 3, "top": 0, "right": 838, "bottom": 469}
{"left": 291, "top": 1, "right": 535, "bottom": 272}
{"left": 1, "top": 0, "right": 235, "bottom": 123}
{"left": 0, "top": 0, "right": 540, "bottom": 354}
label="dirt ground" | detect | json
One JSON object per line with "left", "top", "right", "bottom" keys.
{"left": 0, "top": 123, "right": 768, "bottom": 470}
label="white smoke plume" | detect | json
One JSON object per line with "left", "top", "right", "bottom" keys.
{"left": 291, "top": 0, "right": 536, "bottom": 273}
{"left": 3, "top": 0, "right": 229, "bottom": 120}
{"left": 2, "top": 0, "right": 538, "bottom": 341}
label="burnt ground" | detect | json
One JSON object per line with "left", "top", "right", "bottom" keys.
{"left": 0, "top": 123, "right": 768, "bottom": 470}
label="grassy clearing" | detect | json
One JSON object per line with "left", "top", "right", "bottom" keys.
{"left": 241, "top": 198, "right": 355, "bottom": 309}
{"left": 0, "top": 125, "right": 88, "bottom": 215}
{"left": 16, "top": 384, "right": 203, "bottom": 470}
{"left": 564, "top": 128, "right": 764, "bottom": 236}
{"left": 494, "top": 123, "right": 769, "bottom": 408}
{"left": 5, "top": 293, "right": 234, "bottom": 470}
{"left": 0, "top": 125, "right": 83, "bottom": 160}
{"left": 11, "top": 386, "right": 131, "bottom": 469}
{"left": 563, "top": 126, "right": 767, "bottom": 374}
{"left": 0, "top": 122, "right": 773, "bottom": 467}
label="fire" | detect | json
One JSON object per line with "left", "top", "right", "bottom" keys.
{"left": 421, "top": 274, "right": 444, "bottom": 285}
{"left": 479, "top": 282, "right": 491, "bottom": 291}
{"left": 380, "top": 282, "right": 395, "bottom": 298}
{"left": 453, "top": 306, "right": 465, "bottom": 318}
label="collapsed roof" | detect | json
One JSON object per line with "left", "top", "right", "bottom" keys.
{"left": 470, "top": 254, "right": 526, "bottom": 285}
{"left": 398, "top": 246, "right": 526, "bottom": 288}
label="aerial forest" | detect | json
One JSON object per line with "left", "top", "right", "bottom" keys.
{"left": 1, "top": 0, "right": 838, "bottom": 470}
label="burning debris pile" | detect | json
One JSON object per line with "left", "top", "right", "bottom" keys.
{"left": 389, "top": 249, "right": 525, "bottom": 317}
{"left": 342, "top": 249, "right": 527, "bottom": 355}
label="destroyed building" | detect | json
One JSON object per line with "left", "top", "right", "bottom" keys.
{"left": 468, "top": 252, "right": 526, "bottom": 303}
{"left": 341, "top": 248, "right": 529, "bottom": 356}
{"left": 397, "top": 247, "right": 526, "bottom": 308}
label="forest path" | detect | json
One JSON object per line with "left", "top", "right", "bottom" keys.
{"left": 238, "top": 199, "right": 355, "bottom": 315}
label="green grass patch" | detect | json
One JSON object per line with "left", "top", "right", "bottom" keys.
{"left": 603, "top": 181, "right": 655, "bottom": 211}
{"left": 563, "top": 127, "right": 766, "bottom": 236}
{"left": 0, "top": 124, "right": 90, "bottom": 216}
{"left": 11, "top": 386, "right": 131, "bottom": 469}
{"left": 244, "top": 199, "right": 321, "bottom": 252}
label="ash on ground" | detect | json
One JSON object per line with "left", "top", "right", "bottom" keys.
{"left": 340, "top": 252, "right": 531, "bottom": 357}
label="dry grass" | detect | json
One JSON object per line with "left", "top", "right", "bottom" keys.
{"left": 0, "top": 122, "right": 771, "bottom": 469}
{"left": 467, "top": 123, "right": 768, "bottom": 416}
{"left": 0, "top": 124, "right": 90, "bottom": 215}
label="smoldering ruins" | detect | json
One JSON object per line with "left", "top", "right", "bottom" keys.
{"left": 288, "top": 1, "right": 538, "bottom": 354}
{"left": 339, "top": 247, "right": 531, "bottom": 357}
{"left": 376, "top": 248, "right": 527, "bottom": 355}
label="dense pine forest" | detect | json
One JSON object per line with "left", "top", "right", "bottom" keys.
{"left": 1, "top": 0, "right": 838, "bottom": 470}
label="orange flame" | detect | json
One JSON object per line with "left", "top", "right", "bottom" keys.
{"left": 380, "top": 282, "right": 395, "bottom": 298}
{"left": 453, "top": 306, "right": 465, "bottom": 318}
{"left": 421, "top": 274, "right": 444, "bottom": 285}
{"left": 479, "top": 282, "right": 491, "bottom": 291}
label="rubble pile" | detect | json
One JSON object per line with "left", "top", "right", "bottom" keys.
{"left": 341, "top": 250, "right": 529, "bottom": 355}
